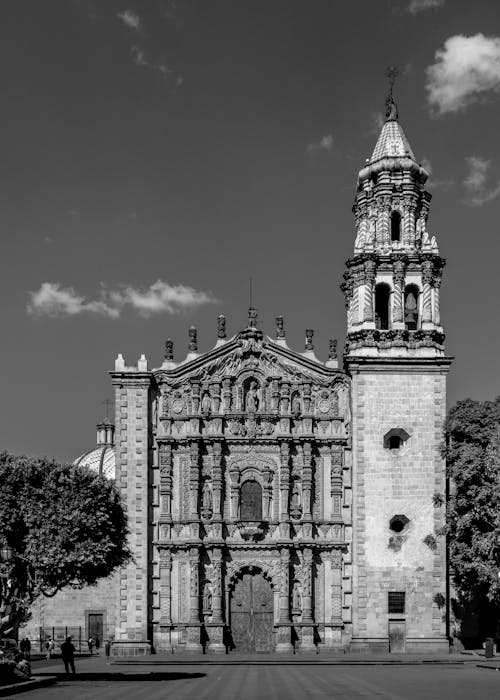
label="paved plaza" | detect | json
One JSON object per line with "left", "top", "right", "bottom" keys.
{"left": 15, "top": 655, "right": 500, "bottom": 699}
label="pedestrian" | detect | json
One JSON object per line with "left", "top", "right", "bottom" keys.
{"left": 61, "top": 636, "right": 76, "bottom": 675}
{"left": 19, "top": 638, "right": 26, "bottom": 656}
{"left": 104, "top": 639, "right": 111, "bottom": 661}
{"left": 95, "top": 636, "right": 100, "bottom": 655}
{"left": 88, "top": 636, "right": 94, "bottom": 656}
{"left": 45, "top": 637, "right": 54, "bottom": 660}
{"left": 24, "top": 637, "right": 31, "bottom": 660}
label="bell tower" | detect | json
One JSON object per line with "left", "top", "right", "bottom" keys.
{"left": 343, "top": 79, "right": 452, "bottom": 653}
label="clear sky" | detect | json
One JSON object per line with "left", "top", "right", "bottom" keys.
{"left": 1, "top": 0, "right": 500, "bottom": 461}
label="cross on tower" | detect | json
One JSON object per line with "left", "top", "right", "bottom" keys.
{"left": 385, "top": 66, "right": 399, "bottom": 121}
{"left": 102, "top": 398, "right": 113, "bottom": 421}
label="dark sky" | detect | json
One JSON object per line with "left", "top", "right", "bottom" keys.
{"left": 1, "top": 0, "right": 499, "bottom": 461}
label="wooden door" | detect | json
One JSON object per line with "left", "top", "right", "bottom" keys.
{"left": 88, "top": 614, "right": 104, "bottom": 643}
{"left": 388, "top": 620, "right": 406, "bottom": 653}
{"left": 230, "top": 573, "right": 273, "bottom": 652}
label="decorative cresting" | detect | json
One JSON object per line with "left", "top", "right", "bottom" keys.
{"left": 342, "top": 92, "right": 446, "bottom": 357}
{"left": 226, "top": 561, "right": 279, "bottom": 590}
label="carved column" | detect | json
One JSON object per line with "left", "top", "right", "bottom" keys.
{"left": 186, "top": 547, "right": 202, "bottom": 651}
{"left": 207, "top": 549, "right": 225, "bottom": 653}
{"left": 330, "top": 550, "right": 343, "bottom": 625}
{"left": 229, "top": 466, "right": 240, "bottom": 520}
{"left": 262, "top": 466, "right": 272, "bottom": 519}
{"left": 392, "top": 257, "right": 406, "bottom": 326}
{"left": 211, "top": 442, "right": 223, "bottom": 521}
{"left": 159, "top": 444, "right": 173, "bottom": 525}
{"left": 300, "top": 548, "right": 315, "bottom": 651}
{"left": 159, "top": 549, "right": 172, "bottom": 627}
{"left": 189, "top": 442, "right": 200, "bottom": 521}
{"left": 276, "top": 548, "right": 293, "bottom": 652}
{"left": 363, "top": 259, "right": 376, "bottom": 324}
{"left": 222, "top": 378, "right": 232, "bottom": 412}
{"left": 422, "top": 258, "right": 434, "bottom": 327}
{"left": 191, "top": 380, "right": 201, "bottom": 413}
{"left": 279, "top": 442, "right": 291, "bottom": 528}
{"left": 433, "top": 276, "right": 441, "bottom": 326}
{"left": 301, "top": 442, "right": 313, "bottom": 521}
{"left": 330, "top": 444, "right": 343, "bottom": 521}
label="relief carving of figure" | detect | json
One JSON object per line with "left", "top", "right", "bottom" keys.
{"left": 202, "top": 481, "right": 213, "bottom": 511}
{"left": 292, "top": 582, "right": 302, "bottom": 612}
{"left": 291, "top": 393, "right": 301, "bottom": 416}
{"left": 338, "top": 384, "right": 351, "bottom": 427}
{"left": 203, "top": 582, "right": 212, "bottom": 613}
{"left": 201, "top": 392, "right": 211, "bottom": 413}
{"left": 245, "top": 380, "right": 259, "bottom": 413}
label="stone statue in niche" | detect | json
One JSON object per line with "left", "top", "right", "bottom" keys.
{"left": 291, "top": 393, "right": 301, "bottom": 417}
{"left": 201, "top": 393, "right": 211, "bottom": 414}
{"left": 201, "top": 481, "right": 213, "bottom": 519}
{"left": 292, "top": 582, "right": 302, "bottom": 613}
{"left": 202, "top": 582, "right": 212, "bottom": 613}
{"left": 245, "top": 380, "right": 259, "bottom": 413}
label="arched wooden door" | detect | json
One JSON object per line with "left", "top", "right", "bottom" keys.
{"left": 230, "top": 571, "right": 273, "bottom": 652}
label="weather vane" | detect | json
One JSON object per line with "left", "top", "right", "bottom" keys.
{"left": 385, "top": 65, "right": 399, "bottom": 121}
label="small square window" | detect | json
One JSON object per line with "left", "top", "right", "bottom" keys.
{"left": 388, "top": 436, "right": 402, "bottom": 450}
{"left": 388, "top": 591, "right": 405, "bottom": 614}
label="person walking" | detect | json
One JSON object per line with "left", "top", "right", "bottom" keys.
{"left": 61, "top": 636, "right": 76, "bottom": 675}
{"left": 45, "top": 637, "right": 54, "bottom": 660}
{"left": 104, "top": 639, "right": 111, "bottom": 661}
{"left": 87, "top": 636, "right": 94, "bottom": 656}
{"left": 23, "top": 637, "right": 31, "bottom": 661}
{"left": 95, "top": 636, "right": 100, "bottom": 655}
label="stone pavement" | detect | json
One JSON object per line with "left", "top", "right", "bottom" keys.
{"left": 15, "top": 653, "right": 500, "bottom": 700}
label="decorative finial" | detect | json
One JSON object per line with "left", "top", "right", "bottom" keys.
{"left": 248, "top": 307, "right": 258, "bottom": 328}
{"left": 305, "top": 329, "right": 314, "bottom": 352}
{"left": 275, "top": 316, "right": 285, "bottom": 339}
{"left": 385, "top": 65, "right": 399, "bottom": 121}
{"left": 328, "top": 339, "right": 338, "bottom": 360}
{"left": 164, "top": 339, "right": 174, "bottom": 361}
{"left": 217, "top": 314, "right": 226, "bottom": 339}
{"left": 188, "top": 326, "right": 198, "bottom": 352}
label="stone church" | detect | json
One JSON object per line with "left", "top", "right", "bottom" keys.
{"left": 26, "top": 95, "right": 452, "bottom": 654}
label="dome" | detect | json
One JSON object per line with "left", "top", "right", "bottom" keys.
{"left": 74, "top": 445, "right": 116, "bottom": 479}
{"left": 74, "top": 421, "right": 116, "bottom": 479}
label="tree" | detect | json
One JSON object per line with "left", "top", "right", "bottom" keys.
{"left": 0, "top": 452, "right": 131, "bottom": 638}
{"left": 444, "top": 397, "right": 500, "bottom": 627}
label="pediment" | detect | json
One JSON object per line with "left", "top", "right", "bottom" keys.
{"left": 153, "top": 329, "right": 345, "bottom": 388}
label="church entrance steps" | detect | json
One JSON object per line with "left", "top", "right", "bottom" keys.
{"left": 111, "top": 653, "right": 471, "bottom": 666}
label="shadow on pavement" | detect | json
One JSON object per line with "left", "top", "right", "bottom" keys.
{"left": 35, "top": 672, "right": 206, "bottom": 682}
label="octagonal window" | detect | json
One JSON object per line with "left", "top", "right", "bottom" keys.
{"left": 389, "top": 514, "right": 410, "bottom": 533}
{"left": 383, "top": 428, "right": 410, "bottom": 451}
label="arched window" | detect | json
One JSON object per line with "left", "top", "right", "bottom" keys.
{"left": 404, "top": 284, "right": 419, "bottom": 330}
{"left": 240, "top": 480, "right": 262, "bottom": 521}
{"left": 375, "top": 283, "right": 391, "bottom": 330}
{"left": 391, "top": 211, "right": 401, "bottom": 243}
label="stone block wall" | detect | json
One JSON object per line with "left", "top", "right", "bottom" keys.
{"left": 112, "top": 374, "right": 151, "bottom": 643}
{"left": 349, "top": 362, "right": 448, "bottom": 651}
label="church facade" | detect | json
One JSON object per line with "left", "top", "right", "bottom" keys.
{"left": 26, "top": 98, "right": 452, "bottom": 654}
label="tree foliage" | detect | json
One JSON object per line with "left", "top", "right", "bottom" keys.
{"left": 0, "top": 452, "right": 131, "bottom": 637}
{"left": 444, "top": 396, "right": 500, "bottom": 605}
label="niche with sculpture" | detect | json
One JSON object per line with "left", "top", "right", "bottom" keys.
{"left": 243, "top": 377, "right": 260, "bottom": 413}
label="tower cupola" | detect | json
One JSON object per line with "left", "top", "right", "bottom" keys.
{"left": 342, "top": 89, "right": 445, "bottom": 359}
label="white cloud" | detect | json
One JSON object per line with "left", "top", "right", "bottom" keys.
{"left": 463, "top": 156, "right": 500, "bottom": 206}
{"left": 109, "top": 280, "right": 217, "bottom": 317}
{"left": 27, "top": 283, "right": 119, "bottom": 318}
{"left": 27, "top": 280, "right": 217, "bottom": 319}
{"left": 426, "top": 34, "right": 500, "bottom": 115}
{"left": 408, "top": 0, "right": 445, "bottom": 14}
{"left": 306, "top": 134, "right": 334, "bottom": 154}
{"left": 117, "top": 10, "right": 140, "bottom": 30}
{"left": 130, "top": 45, "right": 179, "bottom": 82}
{"left": 421, "top": 157, "right": 433, "bottom": 176}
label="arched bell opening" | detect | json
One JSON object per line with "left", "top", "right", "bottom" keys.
{"left": 404, "top": 284, "right": 420, "bottom": 330}
{"left": 375, "top": 282, "right": 391, "bottom": 330}
{"left": 391, "top": 211, "right": 402, "bottom": 243}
